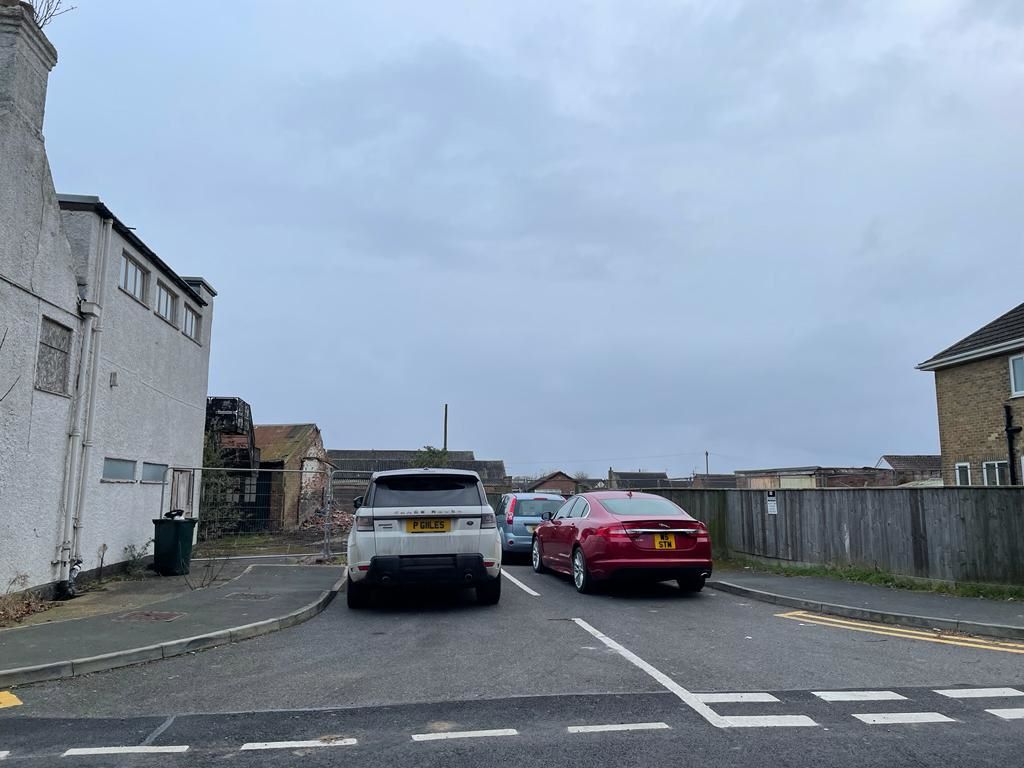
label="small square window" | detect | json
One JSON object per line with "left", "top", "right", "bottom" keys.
{"left": 103, "top": 458, "right": 136, "bottom": 481}
{"left": 983, "top": 461, "right": 1009, "bottom": 487}
{"left": 142, "top": 462, "right": 168, "bottom": 483}
{"left": 35, "top": 317, "right": 72, "bottom": 395}
{"left": 120, "top": 253, "right": 148, "bottom": 303}
{"left": 1012, "top": 355, "right": 1024, "bottom": 397}
{"left": 955, "top": 463, "right": 971, "bottom": 486}
{"left": 155, "top": 283, "right": 177, "bottom": 324}
{"left": 183, "top": 305, "right": 200, "bottom": 341}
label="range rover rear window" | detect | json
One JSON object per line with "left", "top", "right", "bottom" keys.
{"left": 371, "top": 475, "right": 482, "bottom": 508}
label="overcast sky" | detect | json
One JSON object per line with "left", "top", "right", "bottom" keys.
{"left": 42, "top": 1, "right": 1024, "bottom": 477}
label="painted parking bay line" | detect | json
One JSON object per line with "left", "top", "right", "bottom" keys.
{"left": 814, "top": 690, "right": 906, "bottom": 702}
{"left": 0, "top": 751, "right": 8, "bottom": 760}
{"left": 568, "top": 722, "right": 671, "bottom": 734}
{"left": 987, "top": 709, "right": 1024, "bottom": 720}
{"left": 722, "top": 715, "right": 818, "bottom": 728}
{"left": 935, "top": 687, "right": 1024, "bottom": 699}
{"left": 502, "top": 570, "right": 540, "bottom": 597}
{"left": 241, "top": 738, "right": 357, "bottom": 750}
{"left": 776, "top": 611, "right": 1024, "bottom": 654}
{"left": 412, "top": 729, "right": 518, "bottom": 742}
{"left": 0, "top": 693, "right": 21, "bottom": 709}
{"left": 853, "top": 712, "right": 956, "bottom": 725}
{"left": 62, "top": 746, "right": 190, "bottom": 756}
{"left": 696, "top": 692, "right": 779, "bottom": 704}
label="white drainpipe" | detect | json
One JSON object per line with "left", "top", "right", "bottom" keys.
{"left": 68, "top": 216, "right": 114, "bottom": 567}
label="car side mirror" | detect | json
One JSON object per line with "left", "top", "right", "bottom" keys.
{"left": 353, "top": 496, "right": 363, "bottom": 511}
{"left": 541, "top": 511, "right": 552, "bottom": 521}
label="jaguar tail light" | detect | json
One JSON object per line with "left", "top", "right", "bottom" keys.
{"left": 595, "top": 524, "right": 631, "bottom": 540}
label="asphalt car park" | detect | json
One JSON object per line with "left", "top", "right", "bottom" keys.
{"left": 4, "top": 563, "right": 1024, "bottom": 766}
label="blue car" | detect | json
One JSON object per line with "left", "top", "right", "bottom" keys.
{"left": 496, "top": 493, "right": 566, "bottom": 556}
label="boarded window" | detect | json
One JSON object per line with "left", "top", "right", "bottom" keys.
{"left": 142, "top": 462, "right": 168, "bottom": 482}
{"left": 35, "top": 317, "right": 72, "bottom": 394}
{"left": 103, "top": 458, "right": 136, "bottom": 481}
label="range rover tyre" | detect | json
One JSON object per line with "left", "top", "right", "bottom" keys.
{"left": 346, "top": 574, "right": 370, "bottom": 609}
{"left": 477, "top": 577, "right": 501, "bottom": 606}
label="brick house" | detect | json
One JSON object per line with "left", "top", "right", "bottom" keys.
{"left": 917, "top": 302, "right": 1024, "bottom": 486}
{"left": 526, "top": 471, "right": 577, "bottom": 496}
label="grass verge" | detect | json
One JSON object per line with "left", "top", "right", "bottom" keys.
{"left": 717, "top": 557, "right": 1024, "bottom": 602}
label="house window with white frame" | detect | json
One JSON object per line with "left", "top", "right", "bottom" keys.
{"left": 183, "top": 305, "right": 200, "bottom": 341}
{"left": 1012, "top": 354, "right": 1024, "bottom": 397}
{"left": 120, "top": 252, "right": 148, "bottom": 302}
{"left": 955, "top": 462, "right": 971, "bottom": 486}
{"left": 983, "top": 460, "right": 1009, "bottom": 486}
{"left": 155, "top": 283, "right": 177, "bottom": 324}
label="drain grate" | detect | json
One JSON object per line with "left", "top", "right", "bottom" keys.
{"left": 115, "top": 610, "right": 185, "bottom": 623}
{"left": 224, "top": 592, "right": 275, "bottom": 601}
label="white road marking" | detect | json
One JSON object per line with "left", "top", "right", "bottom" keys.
{"left": 0, "top": 751, "right": 8, "bottom": 760}
{"left": 854, "top": 712, "right": 956, "bottom": 725}
{"left": 412, "top": 729, "right": 518, "bottom": 742}
{"left": 696, "top": 692, "right": 779, "bottom": 704}
{"left": 571, "top": 618, "right": 730, "bottom": 729}
{"left": 813, "top": 690, "right": 907, "bottom": 702}
{"left": 721, "top": 716, "right": 818, "bottom": 728}
{"left": 568, "top": 722, "right": 671, "bottom": 734}
{"left": 986, "top": 708, "right": 1024, "bottom": 720}
{"left": 935, "top": 687, "right": 1024, "bottom": 699}
{"left": 502, "top": 570, "right": 540, "bottom": 597}
{"left": 62, "top": 746, "right": 190, "bottom": 756}
{"left": 240, "top": 738, "right": 357, "bottom": 750}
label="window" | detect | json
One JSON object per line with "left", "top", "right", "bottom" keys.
{"left": 369, "top": 474, "right": 482, "bottom": 507}
{"left": 955, "top": 463, "right": 971, "bottom": 487}
{"left": 34, "top": 317, "right": 72, "bottom": 394}
{"left": 601, "top": 496, "right": 687, "bottom": 517}
{"left": 102, "top": 458, "right": 136, "bottom": 481}
{"left": 1012, "top": 355, "right": 1024, "bottom": 397}
{"left": 511, "top": 498, "right": 564, "bottom": 518}
{"left": 183, "top": 305, "right": 199, "bottom": 341}
{"left": 555, "top": 498, "right": 580, "bottom": 519}
{"left": 142, "top": 462, "right": 168, "bottom": 483}
{"left": 570, "top": 500, "right": 590, "bottom": 518}
{"left": 120, "top": 252, "right": 148, "bottom": 302}
{"left": 155, "top": 283, "right": 177, "bottom": 324}
{"left": 983, "top": 461, "right": 1009, "bottom": 486}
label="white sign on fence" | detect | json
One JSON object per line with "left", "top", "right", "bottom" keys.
{"left": 766, "top": 491, "right": 778, "bottom": 515}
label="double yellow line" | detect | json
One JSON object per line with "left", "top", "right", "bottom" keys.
{"left": 776, "top": 610, "right": 1024, "bottom": 654}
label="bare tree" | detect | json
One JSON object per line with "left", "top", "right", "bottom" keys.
{"left": 0, "top": 328, "right": 20, "bottom": 404}
{"left": 30, "top": 0, "right": 76, "bottom": 29}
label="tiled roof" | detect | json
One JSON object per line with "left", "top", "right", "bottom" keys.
{"left": 880, "top": 455, "right": 941, "bottom": 473}
{"left": 327, "top": 449, "right": 476, "bottom": 462}
{"left": 920, "top": 301, "right": 1024, "bottom": 369}
{"left": 327, "top": 450, "right": 507, "bottom": 482}
{"left": 254, "top": 424, "right": 319, "bottom": 463}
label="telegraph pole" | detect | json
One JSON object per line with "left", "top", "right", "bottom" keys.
{"left": 443, "top": 404, "right": 448, "bottom": 452}
{"left": 705, "top": 450, "right": 709, "bottom": 476}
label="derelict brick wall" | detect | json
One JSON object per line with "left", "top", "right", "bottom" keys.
{"left": 934, "top": 354, "right": 1024, "bottom": 485}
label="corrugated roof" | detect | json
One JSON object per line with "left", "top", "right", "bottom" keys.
{"left": 328, "top": 449, "right": 476, "bottom": 462}
{"left": 919, "top": 301, "right": 1024, "bottom": 369}
{"left": 254, "top": 424, "right": 319, "bottom": 463}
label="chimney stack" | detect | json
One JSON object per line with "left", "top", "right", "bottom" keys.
{"left": 0, "top": 0, "right": 58, "bottom": 137}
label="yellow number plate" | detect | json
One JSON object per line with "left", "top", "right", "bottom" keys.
{"left": 406, "top": 518, "right": 452, "bottom": 533}
{"left": 654, "top": 533, "right": 676, "bottom": 550}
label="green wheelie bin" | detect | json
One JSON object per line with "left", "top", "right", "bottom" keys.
{"left": 152, "top": 517, "right": 198, "bottom": 576}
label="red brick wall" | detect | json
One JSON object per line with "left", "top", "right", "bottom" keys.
{"left": 934, "top": 352, "right": 1024, "bottom": 485}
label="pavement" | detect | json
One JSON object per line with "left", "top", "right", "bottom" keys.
{"left": 710, "top": 569, "right": 1024, "bottom": 639}
{"left": 0, "top": 562, "right": 345, "bottom": 687}
{"left": 2, "top": 564, "right": 1023, "bottom": 766}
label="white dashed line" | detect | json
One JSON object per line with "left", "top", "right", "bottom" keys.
{"left": 853, "top": 712, "right": 956, "bottom": 725}
{"left": 240, "top": 738, "right": 357, "bottom": 750}
{"left": 814, "top": 691, "right": 906, "bottom": 702}
{"left": 501, "top": 570, "right": 540, "bottom": 597}
{"left": 721, "top": 715, "right": 818, "bottom": 728}
{"left": 986, "top": 708, "right": 1024, "bottom": 720}
{"left": 62, "top": 746, "right": 190, "bottom": 756}
{"left": 935, "top": 688, "right": 1024, "bottom": 699}
{"left": 571, "top": 618, "right": 730, "bottom": 729}
{"left": 0, "top": 751, "right": 8, "bottom": 760}
{"left": 412, "top": 729, "right": 518, "bottom": 742}
{"left": 568, "top": 722, "right": 670, "bottom": 734}
{"left": 696, "top": 692, "right": 780, "bottom": 704}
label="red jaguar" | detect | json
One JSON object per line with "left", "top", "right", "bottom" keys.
{"left": 531, "top": 491, "right": 712, "bottom": 593}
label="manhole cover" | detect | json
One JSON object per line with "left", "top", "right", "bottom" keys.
{"left": 115, "top": 611, "right": 185, "bottom": 623}
{"left": 224, "top": 592, "right": 275, "bottom": 601}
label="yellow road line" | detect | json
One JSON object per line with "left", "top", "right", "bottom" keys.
{"left": 0, "top": 691, "right": 22, "bottom": 708}
{"left": 776, "top": 610, "right": 1024, "bottom": 654}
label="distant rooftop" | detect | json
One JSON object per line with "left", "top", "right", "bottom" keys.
{"left": 255, "top": 424, "right": 319, "bottom": 463}
{"left": 918, "top": 301, "right": 1024, "bottom": 370}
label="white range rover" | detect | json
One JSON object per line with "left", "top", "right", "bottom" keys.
{"left": 345, "top": 468, "right": 502, "bottom": 608}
